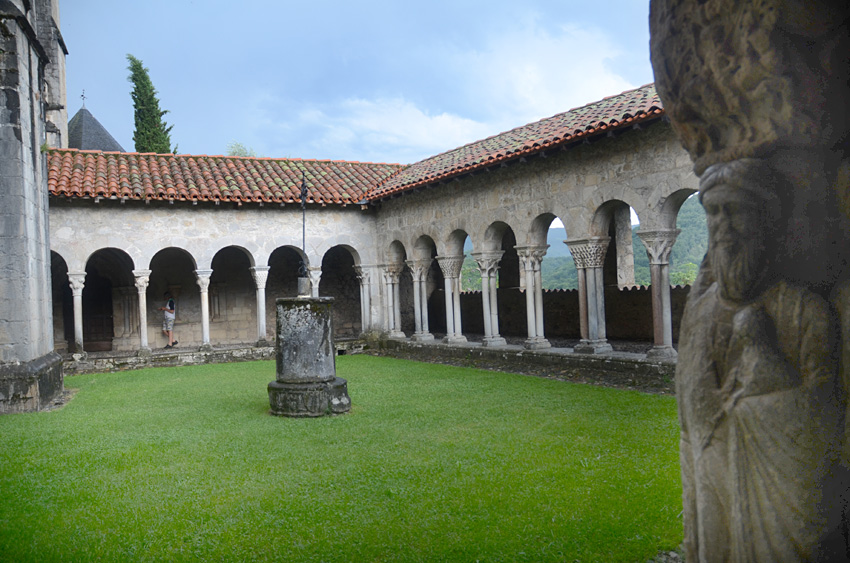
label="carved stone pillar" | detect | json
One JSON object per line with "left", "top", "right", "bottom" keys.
{"left": 406, "top": 259, "right": 435, "bottom": 341}
{"left": 250, "top": 266, "right": 270, "bottom": 345}
{"left": 132, "top": 270, "right": 151, "bottom": 354}
{"left": 307, "top": 266, "right": 322, "bottom": 298}
{"left": 515, "top": 246, "right": 550, "bottom": 350}
{"left": 650, "top": 2, "right": 850, "bottom": 559}
{"left": 195, "top": 269, "right": 213, "bottom": 349}
{"left": 567, "top": 238, "right": 612, "bottom": 354}
{"left": 384, "top": 263, "right": 405, "bottom": 339}
{"left": 353, "top": 265, "right": 372, "bottom": 334}
{"left": 67, "top": 272, "right": 86, "bottom": 356}
{"left": 637, "top": 229, "right": 679, "bottom": 360}
{"left": 472, "top": 251, "right": 506, "bottom": 347}
{"left": 436, "top": 255, "right": 467, "bottom": 344}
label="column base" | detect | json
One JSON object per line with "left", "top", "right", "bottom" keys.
{"left": 443, "top": 334, "right": 468, "bottom": 345}
{"left": 388, "top": 331, "right": 407, "bottom": 339}
{"left": 199, "top": 343, "right": 213, "bottom": 352}
{"left": 411, "top": 332, "right": 435, "bottom": 342}
{"left": 573, "top": 339, "right": 613, "bottom": 354}
{"left": 646, "top": 345, "right": 677, "bottom": 361}
{"left": 483, "top": 336, "right": 507, "bottom": 347}
{"left": 256, "top": 338, "right": 271, "bottom": 348}
{"left": 268, "top": 377, "right": 351, "bottom": 417}
{"left": 137, "top": 347, "right": 152, "bottom": 358}
{"left": 523, "top": 337, "right": 551, "bottom": 350}
{"left": 71, "top": 351, "right": 88, "bottom": 362}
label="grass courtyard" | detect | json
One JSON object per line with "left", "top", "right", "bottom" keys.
{"left": 0, "top": 356, "right": 682, "bottom": 562}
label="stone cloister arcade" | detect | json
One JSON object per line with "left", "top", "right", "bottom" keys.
{"left": 48, "top": 85, "right": 697, "bottom": 359}
{"left": 48, "top": 114, "right": 699, "bottom": 360}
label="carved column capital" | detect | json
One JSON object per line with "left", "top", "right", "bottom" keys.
{"left": 195, "top": 269, "right": 213, "bottom": 292}
{"left": 566, "top": 237, "right": 610, "bottom": 269}
{"left": 470, "top": 251, "right": 504, "bottom": 276}
{"left": 383, "top": 262, "right": 405, "bottom": 283}
{"left": 636, "top": 229, "right": 680, "bottom": 265}
{"left": 132, "top": 269, "right": 151, "bottom": 291}
{"left": 68, "top": 271, "right": 86, "bottom": 295}
{"left": 249, "top": 266, "right": 270, "bottom": 290}
{"left": 405, "top": 259, "right": 433, "bottom": 282}
{"left": 353, "top": 265, "right": 371, "bottom": 285}
{"left": 515, "top": 245, "right": 548, "bottom": 271}
{"left": 436, "top": 255, "right": 465, "bottom": 279}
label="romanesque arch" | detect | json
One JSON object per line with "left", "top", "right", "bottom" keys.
{"left": 148, "top": 247, "right": 199, "bottom": 349}
{"left": 209, "top": 246, "right": 257, "bottom": 344}
{"left": 50, "top": 251, "right": 72, "bottom": 353}
{"left": 319, "top": 245, "right": 361, "bottom": 338}
{"left": 82, "top": 248, "right": 136, "bottom": 352}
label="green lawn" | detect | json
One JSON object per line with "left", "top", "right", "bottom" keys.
{"left": 0, "top": 356, "right": 682, "bottom": 562}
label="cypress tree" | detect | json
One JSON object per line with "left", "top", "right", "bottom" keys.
{"left": 127, "top": 54, "right": 175, "bottom": 153}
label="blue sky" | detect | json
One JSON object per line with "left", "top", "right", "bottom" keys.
{"left": 61, "top": 1, "right": 655, "bottom": 165}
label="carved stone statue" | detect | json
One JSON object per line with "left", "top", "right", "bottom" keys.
{"left": 650, "top": 1, "right": 850, "bottom": 560}
{"left": 677, "top": 160, "right": 844, "bottom": 560}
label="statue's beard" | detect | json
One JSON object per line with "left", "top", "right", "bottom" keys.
{"left": 710, "top": 241, "right": 765, "bottom": 302}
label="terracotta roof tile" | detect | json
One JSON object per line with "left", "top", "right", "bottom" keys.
{"left": 366, "top": 83, "right": 664, "bottom": 199}
{"left": 47, "top": 150, "right": 403, "bottom": 206}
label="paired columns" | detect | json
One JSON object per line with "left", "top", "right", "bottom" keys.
{"left": 383, "top": 263, "right": 406, "bottom": 338}
{"left": 471, "top": 251, "right": 506, "bottom": 347}
{"left": 195, "top": 269, "right": 213, "bottom": 349}
{"left": 67, "top": 272, "right": 86, "bottom": 355}
{"left": 636, "top": 229, "right": 679, "bottom": 360}
{"left": 436, "top": 255, "right": 467, "bottom": 344}
{"left": 250, "top": 266, "right": 270, "bottom": 344}
{"left": 353, "top": 265, "right": 373, "bottom": 334}
{"left": 406, "top": 259, "right": 434, "bottom": 341}
{"left": 566, "top": 237, "right": 613, "bottom": 354}
{"left": 515, "top": 246, "right": 550, "bottom": 349}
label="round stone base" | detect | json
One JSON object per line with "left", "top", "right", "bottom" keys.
{"left": 268, "top": 377, "right": 351, "bottom": 417}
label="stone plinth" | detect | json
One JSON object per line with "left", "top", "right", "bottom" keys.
{"left": 268, "top": 297, "right": 351, "bottom": 417}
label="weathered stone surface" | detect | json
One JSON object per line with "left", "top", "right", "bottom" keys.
{"left": 0, "top": 351, "right": 63, "bottom": 414}
{"left": 650, "top": 1, "right": 850, "bottom": 560}
{"left": 269, "top": 297, "right": 350, "bottom": 417}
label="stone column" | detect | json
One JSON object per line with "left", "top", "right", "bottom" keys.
{"left": 384, "top": 263, "right": 405, "bottom": 338}
{"left": 195, "top": 269, "right": 213, "bottom": 349}
{"left": 132, "top": 269, "right": 151, "bottom": 354}
{"left": 437, "top": 255, "right": 467, "bottom": 344}
{"left": 353, "top": 265, "right": 372, "bottom": 334}
{"left": 516, "top": 246, "right": 550, "bottom": 350}
{"left": 568, "top": 238, "right": 613, "bottom": 354}
{"left": 407, "top": 259, "right": 435, "bottom": 341}
{"left": 637, "top": 229, "right": 680, "bottom": 360}
{"left": 68, "top": 272, "right": 86, "bottom": 356}
{"left": 307, "top": 266, "right": 322, "bottom": 298}
{"left": 250, "top": 266, "right": 270, "bottom": 345}
{"left": 472, "top": 251, "right": 506, "bottom": 347}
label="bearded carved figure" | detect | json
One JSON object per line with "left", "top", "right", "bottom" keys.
{"left": 650, "top": 1, "right": 850, "bottom": 561}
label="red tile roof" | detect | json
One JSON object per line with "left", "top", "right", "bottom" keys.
{"left": 47, "top": 150, "right": 403, "bottom": 205}
{"left": 47, "top": 84, "right": 664, "bottom": 207}
{"left": 366, "top": 83, "right": 664, "bottom": 199}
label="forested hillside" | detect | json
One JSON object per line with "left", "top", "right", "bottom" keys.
{"left": 459, "top": 195, "right": 707, "bottom": 291}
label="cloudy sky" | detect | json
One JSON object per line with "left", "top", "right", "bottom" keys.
{"left": 61, "top": 1, "right": 655, "bottom": 165}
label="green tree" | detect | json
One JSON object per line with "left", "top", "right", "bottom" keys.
{"left": 226, "top": 141, "right": 258, "bottom": 157}
{"left": 127, "top": 54, "right": 175, "bottom": 153}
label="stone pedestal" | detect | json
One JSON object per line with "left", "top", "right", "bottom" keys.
{"left": 268, "top": 297, "right": 351, "bottom": 417}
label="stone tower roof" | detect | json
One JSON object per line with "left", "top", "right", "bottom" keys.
{"left": 68, "top": 107, "right": 125, "bottom": 152}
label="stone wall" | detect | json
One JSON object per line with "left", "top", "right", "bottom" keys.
{"left": 0, "top": 0, "right": 65, "bottom": 412}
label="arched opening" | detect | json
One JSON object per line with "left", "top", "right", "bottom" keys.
{"left": 319, "top": 245, "right": 361, "bottom": 338}
{"left": 210, "top": 246, "right": 255, "bottom": 344}
{"left": 266, "top": 246, "right": 305, "bottom": 341}
{"left": 50, "top": 252, "right": 72, "bottom": 353}
{"left": 83, "top": 248, "right": 135, "bottom": 352}
{"left": 387, "top": 241, "right": 414, "bottom": 336}
{"left": 149, "top": 247, "right": 198, "bottom": 349}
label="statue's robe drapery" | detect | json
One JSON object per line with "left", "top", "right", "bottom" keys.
{"left": 678, "top": 276, "right": 844, "bottom": 562}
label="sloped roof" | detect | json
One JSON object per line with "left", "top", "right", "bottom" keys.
{"left": 47, "top": 150, "right": 402, "bottom": 205}
{"left": 367, "top": 83, "right": 664, "bottom": 199}
{"left": 67, "top": 107, "right": 125, "bottom": 152}
{"left": 49, "top": 84, "right": 665, "bottom": 207}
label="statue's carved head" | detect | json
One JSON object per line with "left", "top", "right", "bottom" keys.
{"left": 700, "top": 159, "right": 782, "bottom": 302}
